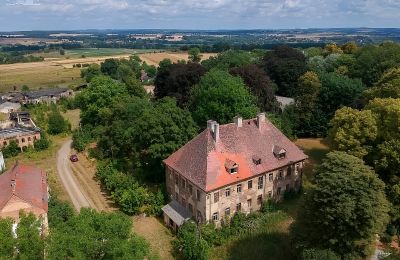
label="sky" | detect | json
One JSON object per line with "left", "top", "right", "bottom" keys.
{"left": 0, "top": 0, "right": 399, "bottom": 31}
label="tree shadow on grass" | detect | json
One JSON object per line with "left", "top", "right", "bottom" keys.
{"left": 227, "top": 232, "right": 296, "bottom": 260}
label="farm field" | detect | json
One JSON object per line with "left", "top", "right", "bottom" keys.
{"left": 33, "top": 48, "right": 165, "bottom": 59}
{"left": 0, "top": 51, "right": 215, "bottom": 92}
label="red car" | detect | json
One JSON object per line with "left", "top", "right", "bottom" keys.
{"left": 70, "top": 154, "right": 79, "bottom": 162}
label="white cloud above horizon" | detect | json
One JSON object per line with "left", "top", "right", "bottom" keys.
{"left": 0, "top": 0, "right": 399, "bottom": 31}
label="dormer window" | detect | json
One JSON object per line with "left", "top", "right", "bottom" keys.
{"left": 273, "top": 145, "right": 286, "bottom": 160}
{"left": 225, "top": 159, "right": 238, "bottom": 174}
{"left": 252, "top": 155, "right": 262, "bottom": 165}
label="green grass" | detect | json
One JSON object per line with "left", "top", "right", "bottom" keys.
{"left": 210, "top": 211, "right": 295, "bottom": 260}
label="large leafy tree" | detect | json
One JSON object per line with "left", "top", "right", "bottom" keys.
{"left": 201, "top": 50, "right": 254, "bottom": 70}
{"left": 329, "top": 107, "right": 378, "bottom": 158}
{"left": 17, "top": 212, "right": 45, "bottom": 260}
{"left": 262, "top": 45, "right": 306, "bottom": 97}
{"left": 154, "top": 63, "right": 206, "bottom": 106}
{"left": 318, "top": 72, "right": 365, "bottom": 116}
{"left": 189, "top": 69, "right": 258, "bottom": 127}
{"left": 364, "top": 67, "right": 400, "bottom": 100}
{"left": 47, "top": 108, "right": 69, "bottom": 135}
{"left": 98, "top": 97, "right": 198, "bottom": 181}
{"left": 294, "top": 71, "right": 321, "bottom": 120}
{"left": 100, "top": 58, "right": 120, "bottom": 78}
{"left": 351, "top": 42, "right": 400, "bottom": 86}
{"left": 0, "top": 218, "right": 15, "bottom": 258}
{"left": 75, "top": 76, "right": 129, "bottom": 128}
{"left": 292, "top": 151, "right": 390, "bottom": 258}
{"left": 188, "top": 47, "right": 202, "bottom": 63}
{"left": 230, "top": 64, "right": 277, "bottom": 112}
{"left": 47, "top": 208, "right": 149, "bottom": 259}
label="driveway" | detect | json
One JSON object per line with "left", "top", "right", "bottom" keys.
{"left": 56, "top": 139, "right": 94, "bottom": 211}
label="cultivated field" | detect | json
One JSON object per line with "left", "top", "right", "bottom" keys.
{"left": 0, "top": 51, "right": 215, "bottom": 92}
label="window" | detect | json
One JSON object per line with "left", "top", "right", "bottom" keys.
{"left": 175, "top": 192, "right": 178, "bottom": 200}
{"left": 3, "top": 141, "right": 6, "bottom": 146}
{"left": 175, "top": 174, "right": 178, "bottom": 185}
{"left": 197, "top": 190, "right": 201, "bottom": 201}
{"left": 28, "top": 137, "right": 31, "bottom": 141}
{"left": 189, "top": 184, "right": 193, "bottom": 195}
{"left": 268, "top": 191, "right": 272, "bottom": 198}
{"left": 287, "top": 166, "right": 292, "bottom": 177}
{"left": 197, "top": 211, "right": 202, "bottom": 222}
{"left": 21, "top": 138, "right": 25, "bottom": 143}
{"left": 257, "top": 195, "right": 263, "bottom": 205}
{"left": 278, "top": 170, "right": 283, "bottom": 180}
{"left": 248, "top": 180, "right": 253, "bottom": 189}
{"left": 237, "top": 184, "right": 242, "bottom": 193}
{"left": 181, "top": 179, "right": 186, "bottom": 189}
{"left": 225, "top": 207, "right": 230, "bottom": 216}
{"left": 247, "top": 199, "right": 252, "bottom": 208}
{"left": 214, "top": 192, "right": 219, "bottom": 203}
{"left": 277, "top": 187, "right": 281, "bottom": 196}
{"left": 296, "top": 163, "right": 300, "bottom": 172}
{"left": 225, "top": 188, "right": 231, "bottom": 197}
{"left": 34, "top": 136, "right": 37, "bottom": 140}
{"left": 212, "top": 212, "right": 219, "bottom": 221}
{"left": 188, "top": 203, "right": 193, "bottom": 214}
{"left": 295, "top": 180, "right": 299, "bottom": 187}
{"left": 286, "top": 184, "right": 290, "bottom": 191}
{"left": 236, "top": 203, "right": 241, "bottom": 212}
{"left": 258, "top": 176, "right": 263, "bottom": 190}
{"left": 182, "top": 197, "right": 186, "bottom": 208}
{"left": 269, "top": 173, "right": 273, "bottom": 182}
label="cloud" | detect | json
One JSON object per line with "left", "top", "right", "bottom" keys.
{"left": 0, "top": 0, "right": 399, "bottom": 30}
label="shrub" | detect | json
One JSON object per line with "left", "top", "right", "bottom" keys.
{"left": 34, "top": 134, "right": 50, "bottom": 151}
{"left": 72, "top": 130, "right": 91, "bottom": 152}
{"left": 260, "top": 200, "right": 277, "bottom": 214}
{"left": 3, "top": 140, "right": 20, "bottom": 158}
{"left": 47, "top": 109, "right": 69, "bottom": 135}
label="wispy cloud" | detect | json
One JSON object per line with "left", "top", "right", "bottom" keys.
{"left": 0, "top": 0, "right": 399, "bottom": 30}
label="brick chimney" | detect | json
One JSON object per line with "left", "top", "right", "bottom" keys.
{"left": 234, "top": 116, "right": 242, "bottom": 128}
{"left": 257, "top": 113, "right": 266, "bottom": 129}
{"left": 207, "top": 120, "right": 220, "bottom": 143}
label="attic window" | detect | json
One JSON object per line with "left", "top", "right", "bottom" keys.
{"left": 273, "top": 145, "right": 286, "bottom": 160}
{"left": 225, "top": 159, "right": 239, "bottom": 174}
{"left": 252, "top": 155, "right": 262, "bottom": 165}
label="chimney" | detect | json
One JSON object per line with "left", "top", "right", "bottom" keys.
{"left": 11, "top": 179, "right": 16, "bottom": 192}
{"left": 257, "top": 113, "right": 266, "bottom": 129}
{"left": 234, "top": 116, "right": 242, "bottom": 128}
{"left": 207, "top": 120, "right": 219, "bottom": 143}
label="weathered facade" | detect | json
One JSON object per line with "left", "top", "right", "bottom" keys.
{"left": 162, "top": 113, "right": 307, "bottom": 228}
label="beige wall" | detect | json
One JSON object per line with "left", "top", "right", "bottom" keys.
{"left": 0, "top": 132, "right": 41, "bottom": 151}
{"left": 166, "top": 161, "right": 305, "bottom": 225}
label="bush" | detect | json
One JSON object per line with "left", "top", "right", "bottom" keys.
{"left": 72, "top": 130, "right": 92, "bottom": 152}
{"left": 175, "top": 221, "right": 210, "bottom": 260}
{"left": 3, "top": 140, "right": 20, "bottom": 158}
{"left": 48, "top": 197, "right": 74, "bottom": 228}
{"left": 34, "top": 134, "right": 50, "bottom": 151}
{"left": 260, "top": 200, "right": 277, "bottom": 214}
{"left": 47, "top": 109, "right": 69, "bottom": 135}
{"left": 302, "top": 248, "right": 340, "bottom": 260}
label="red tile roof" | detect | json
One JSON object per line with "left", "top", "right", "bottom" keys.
{"left": 164, "top": 116, "right": 308, "bottom": 192}
{"left": 0, "top": 163, "right": 48, "bottom": 212}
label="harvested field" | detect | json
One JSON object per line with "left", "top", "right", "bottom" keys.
{"left": 0, "top": 51, "right": 215, "bottom": 92}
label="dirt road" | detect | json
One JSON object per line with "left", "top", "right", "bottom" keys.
{"left": 56, "top": 139, "right": 95, "bottom": 211}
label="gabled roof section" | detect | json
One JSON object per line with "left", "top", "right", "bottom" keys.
{"left": 0, "top": 163, "right": 48, "bottom": 212}
{"left": 164, "top": 116, "right": 308, "bottom": 192}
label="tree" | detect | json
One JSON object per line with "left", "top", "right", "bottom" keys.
{"left": 230, "top": 64, "right": 277, "bottom": 112}
{"left": 81, "top": 64, "right": 101, "bottom": 83}
{"left": 202, "top": 50, "right": 254, "bottom": 70}
{"left": 0, "top": 218, "right": 15, "bottom": 258}
{"left": 47, "top": 208, "right": 149, "bottom": 259}
{"left": 341, "top": 41, "right": 358, "bottom": 54}
{"left": 318, "top": 72, "right": 365, "bottom": 116}
{"left": 98, "top": 97, "right": 198, "bottom": 181}
{"left": 125, "top": 77, "right": 147, "bottom": 98}
{"left": 21, "top": 85, "right": 30, "bottom": 91}
{"left": 323, "top": 43, "right": 343, "bottom": 56}
{"left": 101, "top": 58, "right": 120, "bottom": 78}
{"left": 374, "top": 139, "right": 400, "bottom": 182}
{"left": 292, "top": 151, "right": 390, "bottom": 258}
{"left": 34, "top": 133, "right": 50, "bottom": 151}
{"left": 189, "top": 69, "right": 258, "bottom": 127}
{"left": 329, "top": 107, "right": 378, "bottom": 158}
{"left": 154, "top": 63, "right": 206, "bottom": 106}
{"left": 302, "top": 248, "right": 340, "bottom": 260}
{"left": 364, "top": 67, "right": 400, "bottom": 100}
{"left": 17, "top": 212, "right": 45, "bottom": 260}
{"left": 3, "top": 140, "right": 20, "bottom": 158}
{"left": 351, "top": 42, "right": 400, "bottom": 86}
{"left": 188, "top": 47, "right": 202, "bottom": 63}
{"left": 47, "top": 109, "right": 69, "bottom": 135}
{"left": 262, "top": 45, "right": 307, "bottom": 97}
{"left": 365, "top": 98, "right": 400, "bottom": 142}
{"left": 294, "top": 71, "right": 321, "bottom": 120}
{"left": 59, "top": 48, "right": 65, "bottom": 55}
{"left": 175, "top": 221, "right": 210, "bottom": 260}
